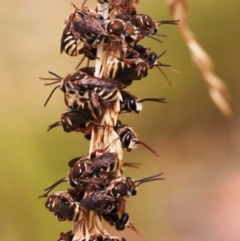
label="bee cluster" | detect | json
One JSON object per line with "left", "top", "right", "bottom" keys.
{"left": 40, "top": 0, "right": 177, "bottom": 241}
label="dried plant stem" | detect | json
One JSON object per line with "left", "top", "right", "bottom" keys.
{"left": 42, "top": 1, "right": 172, "bottom": 240}
{"left": 90, "top": 3, "right": 123, "bottom": 161}
{"left": 167, "top": 0, "right": 233, "bottom": 117}
{"left": 88, "top": 4, "right": 123, "bottom": 237}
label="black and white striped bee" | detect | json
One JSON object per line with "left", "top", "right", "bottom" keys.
{"left": 60, "top": 27, "right": 98, "bottom": 67}
{"left": 114, "top": 120, "right": 159, "bottom": 156}
{"left": 102, "top": 210, "right": 145, "bottom": 241}
{"left": 45, "top": 189, "right": 116, "bottom": 222}
{"left": 104, "top": 18, "right": 140, "bottom": 42}
{"left": 60, "top": 29, "right": 81, "bottom": 57}
{"left": 47, "top": 108, "right": 99, "bottom": 133}
{"left": 65, "top": 4, "right": 114, "bottom": 47}
{"left": 107, "top": 172, "right": 164, "bottom": 198}
{"left": 79, "top": 190, "right": 116, "bottom": 211}
{"left": 102, "top": 209, "right": 146, "bottom": 241}
{"left": 39, "top": 152, "right": 141, "bottom": 199}
{"left": 104, "top": 58, "right": 133, "bottom": 87}
{"left": 123, "top": 50, "right": 171, "bottom": 79}
{"left": 120, "top": 90, "right": 167, "bottom": 114}
{"left": 45, "top": 191, "right": 84, "bottom": 222}
{"left": 39, "top": 147, "right": 120, "bottom": 197}
{"left": 40, "top": 69, "right": 121, "bottom": 110}
{"left": 67, "top": 152, "right": 119, "bottom": 188}
{"left": 103, "top": 51, "right": 170, "bottom": 88}
{"left": 61, "top": 12, "right": 100, "bottom": 70}
{"left": 101, "top": 172, "right": 164, "bottom": 237}
{"left": 116, "top": 13, "right": 178, "bottom": 35}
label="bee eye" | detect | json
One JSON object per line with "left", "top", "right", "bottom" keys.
{"left": 79, "top": 90, "right": 86, "bottom": 96}
{"left": 129, "top": 98, "right": 137, "bottom": 111}
{"left": 68, "top": 90, "right": 75, "bottom": 95}
{"left": 61, "top": 86, "right": 66, "bottom": 92}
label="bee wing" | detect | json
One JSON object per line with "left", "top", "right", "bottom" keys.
{"left": 90, "top": 153, "right": 118, "bottom": 169}
{"left": 80, "top": 191, "right": 115, "bottom": 210}
{"left": 80, "top": 77, "right": 118, "bottom": 92}
{"left": 62, "top": 109, "right": 93, "bottom": 128}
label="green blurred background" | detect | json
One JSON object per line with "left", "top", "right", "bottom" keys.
{"left": 1, "top": 0, "right": 240, "bottom": 241}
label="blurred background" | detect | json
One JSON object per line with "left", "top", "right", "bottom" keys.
{"left": 1, "top": 0, "right": 240, "bottom": 241}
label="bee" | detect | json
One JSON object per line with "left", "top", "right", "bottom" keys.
{"left": 79, "top": 190, "right": 115, "bottom": 211}
{"left": 60, "top": 28, "right": 81, "bottom": 57}
{"left": 47, "top": 108, "right": 99, "bottom": 133}
{"left": 45, "top": 190, "right": 114, "bottom": 222}
{"left": 114, "top": 120, "right": 159, "bottom": 157}
{"left": 45, "top": 191, "right": 84, "bottom": 222}
{"left": 107, "top": 172, "right": 164, "bottom": 198}
{"left": 124, "top": 51, "right": 170, "bottom": 78}
{"left": 104, "top": 51, "right": 170, "bottom": 87}
{"left": 60, "top": 27, "right": 98, "bottom": 68}
{"left": 104, "top": 59, "right": 133, "bottom": 87}
{"left": 67, "top": 72, "right": 121, "bottom": 105}
{"left": 102, "top": 211, "right": 130, "bottom": 230}
{"left": 120, "top": 90, "right": 167, "bottom": 114}
{"left": 116, "top": 13, "right": 178, "bottom": 34}
{"left": 102, "top": 207, "right": 145, "bottom": 241}
{"left": 127, "top": 43, "right": 151, "bottom": 59}
{"left": 40, "top": 69, "right": 120, "bottom": 109}
{"left": 101, "top": 173, "right": 163, "bottom": 239}
{"left": 39, "top": 156, "right": 140, "bottom": 199}
{"left": 123, "top": 57, "right": 148, "bottom": 79}
{"left": 67, "top": 152, "right": 119, "bottom": 188}
{"left": 45, "top": 190, "right": 117, "bottom": 221}
{"left": 66, "top": 4, "right": 115, "bottom": 47}
{"left": 104, "top": 19, "right": 139, "bottom": 41}
{"left": 39, "top": 142, "right": 120, "bottom": 198}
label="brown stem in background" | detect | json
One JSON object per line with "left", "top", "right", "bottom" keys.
{"left": 167, "top": 0, "right": 233, "bottom": 117}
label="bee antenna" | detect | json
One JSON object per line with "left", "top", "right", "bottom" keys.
{"left": 128, "top": 222, "right": 146, "bottom": 241}
{"left": 38, "top": 177, "right": 67, "bottom": 198}
{"left": 47, "top": 121, "right": 61, "bottom": 131}
{"left": 39, "top": 71, "right": 62, "bottom": 85}
{"left": 48, "top": 71, "right": 63, "bottom": 79}
{"left": 157, "top": 50, "right": 167, "bottom": 59}
{"left": 146, "top": 35, "right": 163, "bottom": 43}
{"left": 123, "top": 162, "right": 142, "bottom": 169}
{"left": 135, "top": 172, "right": 164, "bottom": 187}
{"left": 156, "top": 19, "right": 179, "bottom": 26}
{"left": 70, "top": 2, "right": 78, "bottom": 20}
{"left": 154, "top": 63, "right": 171, "bottom": 68}
{"left": 137, "top": 98, "right": 167, "bottom": 104}
{"left": 81, "top": 0, "right": 88, "bottom": 8}
{"left": 44, "top": 85, "right": 60, "bottom": 107}
{"left": 135, "top": 140, "right": 159, "bottom": 157}
{"left": 155, "top": 66, "right": 172, "bottom": 85}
